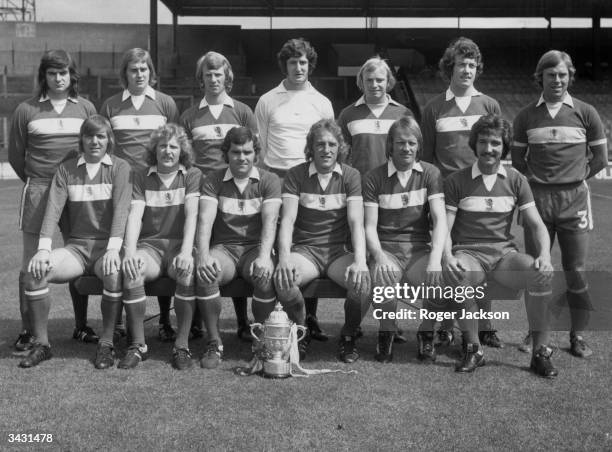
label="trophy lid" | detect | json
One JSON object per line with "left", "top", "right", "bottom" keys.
{"left": 266, "top": 302, "right": 291, "bottom": 326}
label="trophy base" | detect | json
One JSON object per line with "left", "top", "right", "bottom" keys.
{"left": 262, "top": 360, "right": 291, "bottom": 379}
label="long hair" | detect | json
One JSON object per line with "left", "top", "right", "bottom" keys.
{"left": 119, "top": 48, "right": 157, "bottom": 89}
{"left": 146, "top": 123, "right": 194, "bottom": 168}
{"left": 37, "top": 49, "right": 79, "bottom": 99}
{"left": 195, "top": 51, "right": 234, "bottom": 93}
{"left": 79, "top": 115, "right": 115, "bottom": 155}
{"left": 468, "top": 114, "right": 512, "bottom": 160}
{"left": 220, "top": 127, "right": 260, "bottom": 164}
{"left": 534, "top": 50, "right": 575, "bottom": 88}
{"left": 304, "top": 119, "right": 348, "bottom": 164}
{"left": 356, "top": 56, "right": 396, "bottom": 93}
{"left": 438, "top": 37, "right": 483, "bottom": 82}
{"left": 277, "top": 37, "right": 317, "bottom": 75}
{"left": 386, "top": 116, "right": 423, "bottom": 160}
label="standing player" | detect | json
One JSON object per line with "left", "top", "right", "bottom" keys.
{"left": 363, "top": 116, "right": 446, "bottom": 362}
{"left": 420, "top": 37, "right": 502, "bottom": 348}
{"left": 196, "top": 127, "right": 281, "bottom": 369}
{"left": 181, "top": 51, "right": 258, "bottom": 341}
{"left": 255, "top": 38, "right": 335, "bottom": 341}
{"left": 338, "top": 56, "right": 413, "bottom": 343}
{"left": 274, "top": 119, "right": 370, "bottom": 363}
{"left": 443, "top": 114, "right": 556, "bottom": 377}
{"left": 511, "top": 50, "right": 608, "bottom": 357}
{"left": 101, "top": 48, "right": 180, "bottom": 342}
{"left": 19, "top": 115, "right": 131, "bottom": 368}
{"left": 9, "top": 50, "right": 97, "bottom": 352}
{"left": 120, "top": 124, "right": 200, "bottom": 369}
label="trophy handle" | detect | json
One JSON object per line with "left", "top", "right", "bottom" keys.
{"left": 250, "top": 323, "right": 263, "bottom": 342}
{"left": 295, "top": 325, "right": 308, "bottom": 343}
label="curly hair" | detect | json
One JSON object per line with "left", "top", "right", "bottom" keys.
{"left": 534, "top": 50, "right": 575, "bottom": 88}
{"left": 385, "top": 116, "right": 423, "bottom": 160}
{"left": 356, "top": 56, "right": 396, "bottom": 93}
{"left": 79, "top": 115, "right": 115, "bottom": 155}
{"left": 304, "top": 119, "right": 348, "bottom": 164}
{"left": 146, "top": 123, "right": 194, "bottom": 169}
{"left": 277, "top": 37, "right": 317, "bottom": 75}
{"left": 438, "top": 37, "right": 483, "bottom": 82}
{"left": 220, "top": 127, "right": 260, "bottom": 164}
{"left": 119, "top": 48, "right": 157, "bottom": 89}
{"left": 37, "top": 49, "right": 80, "bottom": 99}
{"left": 195, "top": 51, "right": 234, "bottom": 93}
{"left": 468, "top": 114, "right": 512, "bottom": 160}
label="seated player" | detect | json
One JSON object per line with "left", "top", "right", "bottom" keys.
{"left": 19, "top": 115, "right": 131, "bottom": 368}
{"left": 196, "top": 127, "right": 281, "bottom": 369}
{"left": 121, "top": 124, "right": 200, "bottom": 370}
{"left": 274, "top": 119, "right": 370, "bottom": 363}
{"left": 442, "top": 114, "right": 556, "bottom": 377}
{"left": 363, "top": 116, "right": 446, "bottom": 363}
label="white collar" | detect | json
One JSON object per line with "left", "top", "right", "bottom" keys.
{"left": 445, "top": 87, "right": 481, "bottom": 101}
{"left": 471, "top": 162, "right": 507, "bottom": 179}
{"left": 39, "top": 95, "right": 78, "bottom": 103}
{"left": 147, "top": 164, "right": 187, "bottom": 175}
{"left": 199, "top": 94, "right": 234, "bottom": 109}
{"left": 308, "top": 162, "right": 342, "bottom": 177}
{"left": 121, "top": 86, "right": 156, "bottom": 101}
{"left": 387, "top": 160, "right": 423, "bottom": 177}
{"left": 354, "top": 94, "right": 400, "bottom": 107}
{"left": 277, "top": 80, "right": 314, "bottom": 93}
{"left": 77, "top": 154, "right": 113, "bottom": 166}
{"left": 223, "top": 167, "right": 260, "bottom": 181}
{"left": 536, "top": 92, "right": 574, "bottom": 108}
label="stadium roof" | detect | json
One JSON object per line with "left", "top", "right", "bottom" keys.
{"left": 159, "top": 0, "right": 612, "bottom": 18}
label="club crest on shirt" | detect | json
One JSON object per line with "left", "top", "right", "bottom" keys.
{"left": 164, "top": 191, "right": 172, "bottom": 203}
{"left": 86, "top": 186, "right": 93, "bottom": 197}
{"left": 214, "top": 126, "right": 223, "bottom": 138}
{"left": 319, "top": 196, "right": 326, "bottom": 208}
{"left": 551, "top": 128, "right": 557, "bottom": 139}
{"left": 459, "top": 117, "right": 468, "bottom": 128}
{"left": 485, "top": 198, "right": 493, "bottom": 210}
{"left": 58, "top": 119, "right": 64, "bottom": 130}
{"left": 375, "top": 120, "right": 381, "bottom": 131}
{"left": 401, "top": 193, "right": 410, "bottom": 207}
{"left": 134, "top": 117, "right": 140, "bottom": 127}
{"left": 238, "top": 199, "right": 245, "bottom": 212}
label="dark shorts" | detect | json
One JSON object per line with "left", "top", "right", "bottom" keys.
{"left": 64, "top": 238, "right": 107, "bottom": 274}
{"left": 453, "top": 242, "right": 518, "bottom": 274}
{"left": 212, "top": 243, "right": 260, "bottom": 275}
{"left": 19, "top": 178, "right": 52, "bottom": 233}
{"left": 377, "top": 241, "right": 431, "bottom": 274}
{"left": 292, "top": 243, "right": 350, "bottom": 275}
{"left": 530, "top": 181, "right": 592, "bottom": 233}
{"left": 139, "top": 239, "right": 183, "bottom": 274}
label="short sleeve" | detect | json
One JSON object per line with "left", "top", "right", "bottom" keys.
{"left": 131, "top": 169, "right": 146, "bottom": 202}
{"left": 515, "top": 171, "right": 535, "bottom": 210}
{"left": 200, "top": 171, "right": 221, "bottom": 199}
{"left": 261, "top": 172, "right": 282, "bottom": 201}
{"left": 362, "top": 169, "right": 380, "bottom": 205}
{"left": 443, "top": 173, "right": 460, "bottom": 211}
{"left": 344, "top": 166, "right": 362, "bottom": 199}
{"left": 425, "top": 165, "right": 444, "bottom": 199}
{"left": 282, "top": 166, "right": 301, "bottom": 198}
{"left": 186, "top": 167, "right": 202, "bottom": 196}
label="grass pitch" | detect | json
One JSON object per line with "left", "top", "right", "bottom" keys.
{"left": 1, "top": 179, "right": 611, "bottom": 451}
